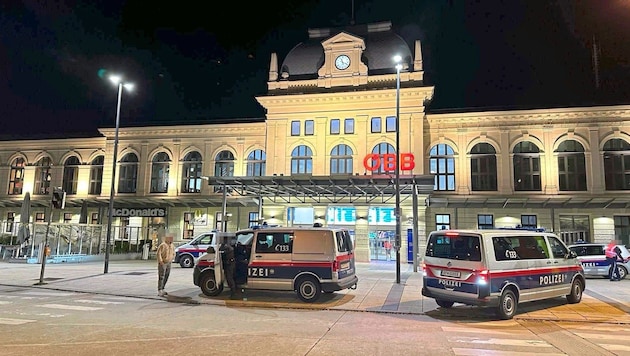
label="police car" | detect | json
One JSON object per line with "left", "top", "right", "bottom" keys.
{"left": 568, "top": 243, "right": 630, "bottom": 280}
{"left": 422, "top": 229, "right": 585, "bottom": 319}
{"left": 174, "top": 231, "right": 235, "bottom": 268}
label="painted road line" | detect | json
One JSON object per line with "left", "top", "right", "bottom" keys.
{"left": 75, "top": 299, "right": 124, "bottom": 305}
{"left": 573, "top": 332, "right": 624, "bottom": 340}
{"left": 39, "top": 304, "right": 103, "bottom": 311}
{"left": 598, "top": 344, "right": 630, "bottom": 352}
{"left": 20, "top": 291, "right": 77, "bottom": 297}
{"left": 453, "top": 348, "right": 564, "bottom": 356}
{"left": 450, "top": 336, "right": 553, "bottom": 347}
{"left": 0, "top": 301, "right": 12, "bottom": 305}
{"left": 442, "top": 327, "right": 533, "bottom": 336}
{"left": 0, "top": 318, "right": 37, "bottom": 325}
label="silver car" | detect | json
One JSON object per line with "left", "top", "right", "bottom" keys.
{"left": 568, "top": 243, "right": 630, "bottom": 280}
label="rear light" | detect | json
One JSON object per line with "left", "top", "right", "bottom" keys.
{"left": 445, "top": 232, "right": 460, "bottom": 237}
{"left": 421, "top": 261, "right": 427, "bottom": 276}
{"left": 332, "top": 260, "right": 339, "bottom": 272}
{"left": 477, "top": 269, "right": 489, "bottom": 285}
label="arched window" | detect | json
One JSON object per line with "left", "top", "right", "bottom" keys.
{"left": 182, "top": 151, "right": 203, "bottom": 193}
{"left": 470, "top": 143, "right": 497, "bottom": 191}
{"left": 89, "top": 156, "right": 104, "bottom": 195}
{"left": 246, "top": 149, "right": 266, "bottom": 176}
{"left": 34, "top": 157, "right": 52, "bottom": 195}
{"left": 62, "top": 156, "right": 81, "bottom": 195}
{"left": 118, "top": 153, "right": 138, "bottom": 193}
{"left": 371, "top": 142, "right": 395, "bottom": 174}
{"left": 430, "top": 143, "right": 455, "bottom": 191}
{"left": 151, "top": 152, "right": 171, "bottom": 193}
{"left": 331, "top": 144, "right": 353, "bottom": 174}
{"left": 291, "top": 145, "right": 313, "bottom": 174}
{"left": 513, "top": 141, "right": 541, "bottom": 191}
{"left": 603, "top": 138, "right": 630, "bottom": 190}
{"left": 8, "top": 157, "right": 25, "bottom": 195}
{"left": 556, "top": 140, "right": 586, "bottom": 191}
{"left": 214, "top": 151, "right": 235, "bottom": 177}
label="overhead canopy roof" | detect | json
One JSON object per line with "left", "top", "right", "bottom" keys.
{"left": 205, "top": 175, "right": 436, "bottom": 205}
{"left": 428, "top": 194, "right": 630, "bottom": 210}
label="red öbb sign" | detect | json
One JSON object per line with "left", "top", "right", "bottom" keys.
{"left": 363, "top": 153, "right": 415, "bottom": 172}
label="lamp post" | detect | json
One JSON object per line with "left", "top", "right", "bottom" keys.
{"left": 394, "top": 55, "right": 403, "bottom": 284}
{"left": 104, "top": 75, "right": 133, "bottom": 274}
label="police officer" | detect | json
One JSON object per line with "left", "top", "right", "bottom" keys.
{"left": 219, "top": 235, "right": 238, "bottom": 298}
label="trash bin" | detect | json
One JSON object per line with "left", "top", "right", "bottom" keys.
{"left": 142, "top": 243, "right": 150, "bottom": 260}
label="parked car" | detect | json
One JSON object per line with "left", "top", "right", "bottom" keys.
{"left": 568, "top": 243, "right": 630, "bottom": 280}
{"left": 174, "top": 231, "right": 235, "bottom": 268}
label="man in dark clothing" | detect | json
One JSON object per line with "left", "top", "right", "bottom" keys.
{"left": 219, "top": 235, "right": 237, "bottom": 298}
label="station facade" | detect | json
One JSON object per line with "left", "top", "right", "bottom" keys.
{"left": 1, "top": 21, "right": 629, "bottom": 262}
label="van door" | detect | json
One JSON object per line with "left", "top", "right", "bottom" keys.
{"left": 543, "top": 235, "right": 577, "bottom": 295}
{"left": 248, "top": 230, "right": 293, "bottom": 290}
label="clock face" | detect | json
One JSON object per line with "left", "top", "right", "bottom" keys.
{"left": 335, "top": 55, "right": 350, "bottom": 70}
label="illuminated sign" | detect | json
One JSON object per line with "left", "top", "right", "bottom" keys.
{"left": 112, "top": 208, "right": 167, "bottom": 217}
{"left": 368, "top": 207, "right": 395, "bottom": 225}
{"left": 363, "top": 153, "right": 415, "bottom": 172}
{"left": 327, "top": 207, "right": 356, "bottom": 224}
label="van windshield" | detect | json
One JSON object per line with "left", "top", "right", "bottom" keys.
{"left": 425, "top": 233, "right": 481, "bottom": 261}
{"left": 336, "top": 230, "right": 354, "bottom": 253}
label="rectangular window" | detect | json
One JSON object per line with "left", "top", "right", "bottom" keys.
{"left": 330, "top": 119, "right": 340, "bottom": 135}
{"left": 614, "top": 216, "right": 630, "bottom": 246}
{"left": 35, "top": 212, "right": 45, "bottom": 223}
{"left": 305, "top": 120, "right": 314, "bottom": 135}
{"left": 291, "top": 121, "right": 300, "bottom": 136}
{"left": 477, "top": 214, "right": 494, "bottom": 229}
{"left": 559, "top": 215, "right": 589, "bottom": 244}
{"left": 386, "top": 116, "right": 396, "bottom": 132}
{"left": 493, "top": 235, "right": 549, "bottom": 261}
{"left": 249, "top": 212, "right": 260, "bottom": 228}
{"left": 255, "top": 232, "right": 293, "bottom": 254}
{"left": 183, "top": 212, "right": 194, "bottom": 239}
{"left": 6, "top": 212, "right": 15, "bottom": 233}
{"left": 91, "top": 212, "right": 99, "bottom": 225}
{"left": 425, "top": 233, "right": 481, "bottom": 261}
{"left": 521, "top": 215, "right": 537, "bottom": 229}
{"left": 344, "top": 118, "right": 354, "bottom": 134}
{"left": 64, "top": 213, "right": 72, "bottom": 223}
{"left": 371, "top": 117, "right": 381, "bottom": 133}
{"left": 435, "top": 214, "right": 451, "bottom": 230}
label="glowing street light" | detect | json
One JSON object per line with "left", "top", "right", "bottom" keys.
{"left": 394, "top": 54, "right": 403, "bottom": 284}
{"left": 104, "top": 74, "right": 133, "bottom": 274}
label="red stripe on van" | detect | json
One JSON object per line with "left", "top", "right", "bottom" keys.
{"left": 336, "top": 253, "right": 353, "bottom": 263}
{"left": 424, "top": 263, "right": 582, "bottom": 279}
{"left": 197, "top": 260, "right": 215, "bottom": 268}
{"left": 250, "top": 261, "right": 333, "bottom": 268}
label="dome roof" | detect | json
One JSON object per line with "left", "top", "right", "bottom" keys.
{"left": 280, "top": 22, "right": 413, "bottom": 79}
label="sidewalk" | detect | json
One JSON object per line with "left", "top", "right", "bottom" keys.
{"left": 1, "top": 259, "right": 629, "bottom": 324}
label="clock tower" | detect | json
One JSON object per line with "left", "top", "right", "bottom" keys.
{"left": 317, "top": 30, "right": 368, "bottom": 88}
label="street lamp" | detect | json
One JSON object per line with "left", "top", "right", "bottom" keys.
{"left": 104, "top": 75, "right": 134, "bottom": 274}
{"left": 394, "top": 55, "right": 403, "bottom": 284}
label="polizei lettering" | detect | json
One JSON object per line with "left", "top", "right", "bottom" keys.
{"left": 438, "top": 279, "right": 462, "bottom": 288}
{"left": 112, "top": 208, "right": 167, "bottom": 217}
{"left": 539, "top": 274, "right": 566, "bottom": 286}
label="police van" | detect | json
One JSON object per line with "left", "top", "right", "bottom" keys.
{"left": 421, "top": 229, "right": 585, "bottom": 319}
{"left": 193, "top": 227, "right": 358, "bottom": 302}
{"left": 174, "top": 231, "right": 235, "bottom": 268}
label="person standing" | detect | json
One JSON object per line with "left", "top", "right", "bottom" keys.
{"left": 157, "top": 233, "right": 175, "bottom": 296}
{"left": 219, "top": 235, "right": 237, "bottom": 299}
{"left": 605, "top": 240, "right": 620, "bottom": 281}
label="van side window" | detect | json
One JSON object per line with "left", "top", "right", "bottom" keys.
{"left": 569, "top": 245, "right": 604, "bottom": 256}
{"left": 336, "top": 231, "right": 354, "bottom": 252}
{"left": 198, "top": 234, "right": 212, "bottom": 244}
{"left": 547, "top": 236, "right": 568, "bottom": 258}
{"left": 493, "top": 237, "right": 519, "bottom": 261}
{"left": 513, "top": 236, "right": 548, "bottom": 259}
{"left": 255, "top": 232, "right": 293, "bottom": 253}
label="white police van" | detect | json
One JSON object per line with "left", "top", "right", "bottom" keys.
{"left": 193, "top": 227, "right": 358, "bottom": 302}
{"left": 568, "top": 243, "right": 630, "bottom": 280}
{"left": 174, "top": 231, "right": 235, "bottom": 268}
{"left": 422, "top": 229, "right": 585, "bottom": 319}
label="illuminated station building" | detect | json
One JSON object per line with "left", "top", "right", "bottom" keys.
{"left": 1, "top": 21, "right": 629, "bottom": 263}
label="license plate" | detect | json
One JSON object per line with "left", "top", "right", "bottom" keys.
{"left": 441, "top": 270, "right": 460, "bottom": 278}
{"left": 340, "top": 262, "right": 350, "bottom": 270}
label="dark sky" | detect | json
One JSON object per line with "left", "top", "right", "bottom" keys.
{"left": 1, "top": 0, "right": 630, "bottom": 139}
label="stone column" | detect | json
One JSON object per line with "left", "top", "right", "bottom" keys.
{"left": 353, "top": 205, "right": 370, "bottom": 262}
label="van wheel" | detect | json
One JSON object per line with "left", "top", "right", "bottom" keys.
{"left": 200, "top": 272, "right": 224, "bottom": 296}
{"left": 618, "top": 266, "right": 628, "bottom": 280}
{"left": 435, "top": 299, "right": 454, "bottom": 308}
{"left": 296, "top": 276, "right": 321, "bottom": 303}
{"left": 179, "top": 255, "right": 194, "bottom": 268}
{"left": 497, "top": 289, "right": 518, "bottom": 320}
{"left": 566, "top": 278, "right": 583, "bottom": 304}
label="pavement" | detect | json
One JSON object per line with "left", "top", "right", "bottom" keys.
{"left": 1, "top": 259, "right": 630, "bottom": 324}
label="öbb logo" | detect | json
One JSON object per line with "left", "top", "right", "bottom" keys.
{"left": 362, "top": 153, "right": 415, "bottom": 172}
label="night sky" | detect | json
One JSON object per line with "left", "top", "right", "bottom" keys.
{"left": 1, "top": 0, "right": 630, "bottom": 139}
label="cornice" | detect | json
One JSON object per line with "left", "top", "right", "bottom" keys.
{"left": 98, "top": 122, "right": 266, "bottom": 139}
